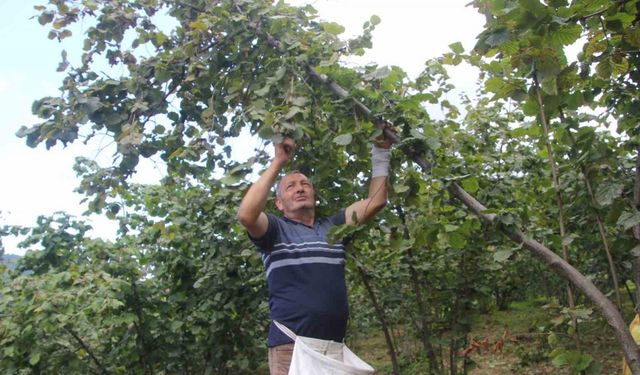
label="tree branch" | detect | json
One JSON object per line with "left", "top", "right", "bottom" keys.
{"left": 65, "top": 327, "right": 109, "bottom": 375}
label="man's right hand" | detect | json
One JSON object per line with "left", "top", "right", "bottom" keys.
{"left": 274, "top": 137, "right": 296, "bottom": 167}
{"left": 238, "top": 136, "right": 296, "bottom": 239}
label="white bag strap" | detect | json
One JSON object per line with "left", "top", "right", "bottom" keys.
{"left": 273, "top": 321, "right": 297, "bottom": 341}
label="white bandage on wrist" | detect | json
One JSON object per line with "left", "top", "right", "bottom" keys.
{"left": 371, "top": 146, "right": 391, "bottom": 177}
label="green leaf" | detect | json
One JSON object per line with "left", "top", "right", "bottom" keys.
{"left": 363, "top": 66, "right": 391, "bottom": 81}
{"left": 519, "top": 0, "right": 547, "bottom": 17}
{"left": 289, "top": 96, "right": 308, "bottom": 107}
{"left": 561, "top": 235, "right": 576, "bottom": 247}
{"left": 500, "top": 39, "right": 519, "bottom": 55}
{"left": 449, "top": 232, "right": 466, "bottom": 249}
{"left": 605, "top": 12, "right": 636, "bottom": 30}
{"left": 570, "top": 307, "right": 593, "bottom": 320}
{"left": 155, "top": 68, "right": 171, "bottom": 83}
{"left": 444, "top": 224, "right": 459, "bottom": 232}
{"left": 321, "top": 22, "right": 345, "bottom": 36}
{"left": 16, "top": 125, "right": 39, "bottom": 138}
{"left": 190, "top": 20, "right": 208, "bottom": 31}
{"left": 167, "top": 112, "right": 179, "bottom": 122}
{"left": 461, "top": 176, "right": 479, "bottom": 193}
{"left": 155, "top": 32, "right": 167, "bottom": 46}
{"left": 485, "top": 28, "right": 511, "bottom": 47}
{"left": 550, "top": 24, "right": 582, "bottom": 46}
{"left": 611, "top": 56, "right": 629, "bottom": 77}
{"left": 370, "top": 15, "right": 381, "bottom": 26}
{"left": 394, "top": 184, "right": 409, "bottom": 193}
{"left": 449, "top": 42, "right": 464, "bottom": 54}
{"left": 627, "top": 27, "right": 640, "bottom": 48}
{"left": 617, "top": 210, "right": 640, "bottom": 230}
{"left": 319, "top": 53, "right": 338, "bottom": 67}
{"left": 522, "top": 100, "right": 539, "bottom": 116}
{"left": 3, "top": 345, "right": 16, "bottom": 357}
{"left": 536, "top": 55, "right": 562, "bottom": 81}
{"left": 254, "top": 85, "right": 271, "bottom": 97}
{"left": 258, "top": 125, "right": 275, "bottom": 140}
{"left": 595, "top": 58, "right": 612, "bottom": 79}
{"left": 410, "top": 129, "right": 425, "bottom": 139}
{"left": 220, "top": 174, "right": 241, "bottom": 185}
{"left": 38, "top": 11, "right": 54, "bottom": 25}
{"left": 493, "top": 249, "right": 514, "bottom": 263}
{"left": 551, "top": 352, "right": 568, "bottom": 367}
{"left": 548, "top": 0, "right": 568, "bottom": 7}
{"left": 425, "top": 137, "right": 441, "bottom": 151}
{"left": 595, "top": 182, "right": 623, "bottom": 206}
{"left": 29, "top": 352, "right": 41, "bottom": 366}
{"left": 333, "top": 133, "right": 353, "bottom": 146}
{"left": 540, "top": 77, "right": 558, "bottom": 96}
{"left": 485, "top": 76, "right": 506, "bottom": 93}
{"left": 571, "top": 353, "right": 593, "bottom": 372}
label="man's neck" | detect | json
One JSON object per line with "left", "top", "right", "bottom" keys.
{"left": 284, "top": 210, "right": 315, "bottom": 227}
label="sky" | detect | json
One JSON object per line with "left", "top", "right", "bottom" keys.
{"left": 0, "top": 0, "right": 485, "bottom": 255}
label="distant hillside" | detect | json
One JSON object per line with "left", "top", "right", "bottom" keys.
{"left": 1, "top": 254, "right": 21, "bottom": 270}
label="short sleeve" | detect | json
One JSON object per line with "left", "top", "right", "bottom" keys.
{"left": 328, "top": 210, "right": 346, "bottom": 226}
{"left": 248, "top": 213, "right": 279, "bottom": 251}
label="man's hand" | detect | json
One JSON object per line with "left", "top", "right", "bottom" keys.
{"left": 274, "top": 136, "right": 296, "bottom": 167}
{"left": 238, "top": 136, "right": 296, "bottom": 239}
{"left": 344, "top": 120, "right": 395, "bottom": 226}
{"left": 374, "top": 120, "right": 396, "bottom": 149}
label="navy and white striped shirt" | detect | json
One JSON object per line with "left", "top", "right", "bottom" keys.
{"left": 250, "top": 211, "right": 348, "bottom": 347}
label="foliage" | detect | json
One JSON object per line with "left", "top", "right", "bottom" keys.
{"left": 1, "top": 185, "right": 268, "bottom": 374}
{"left": 3, "top": 0, "right": 640, "bottom": 373}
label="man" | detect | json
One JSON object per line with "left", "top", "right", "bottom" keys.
{"left": 237, "top": 128, "right": 392, "bottom": 375}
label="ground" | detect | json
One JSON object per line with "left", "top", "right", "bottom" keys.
{"left": 352, "top": 298, "right": 630, "bottom": 374}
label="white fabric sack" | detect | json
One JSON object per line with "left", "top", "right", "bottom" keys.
{"left": 274, "top": 321, "right": 375, "bottom": 375}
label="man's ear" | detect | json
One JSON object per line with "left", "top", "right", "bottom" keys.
{"left": 275, "top": 197, "right": 284, "bottom": 211}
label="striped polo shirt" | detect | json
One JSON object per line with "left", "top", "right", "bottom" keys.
{"left": 250, "top": 211, "right": 348, "bottom": 347}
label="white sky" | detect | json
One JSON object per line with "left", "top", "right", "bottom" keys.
{"left": 0, "top": 0, "right": 484, "bottom": 255}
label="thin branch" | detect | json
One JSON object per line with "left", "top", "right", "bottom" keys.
{"left": 65, "top": 327, "right": 109, "bottom": 375}
{"left": 532, "top": 75, "right": 578, "bottom": 345}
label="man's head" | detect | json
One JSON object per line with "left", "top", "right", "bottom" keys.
{"left": 275, "top": 171, "right": 316, "bottom": 218}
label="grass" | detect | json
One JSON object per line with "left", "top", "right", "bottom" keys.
{"left": 351, "top": 297, "right": 633, "bottom": 374}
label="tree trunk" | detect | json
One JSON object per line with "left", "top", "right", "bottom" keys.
{"left": 634, "top": 148, "right": 640, "bottom": 311}
{"left": 561, "top": 112, "right": 623, "bottom": 309}
{"left": 396, "top": 205, "right": 440, "bottom": 372}
{"left": 449, "top": 338, "right": 457, "bottom": 375}
{"left": 355, "top": 263, "right": 400, "bottom": 375}
{"left": 532, "top": 80, "right": 579, "bottom": 347}
{"left": 131, "top": 280, "right": 154, "bottom": 375}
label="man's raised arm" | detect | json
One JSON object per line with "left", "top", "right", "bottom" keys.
{"left": 237, "top": 138, "right": 295, "bottom": 238}
{"left": 344, "top": 123, "right": 394, "bottom": 225}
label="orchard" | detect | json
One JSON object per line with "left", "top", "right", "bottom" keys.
{"left": 2, "top": 0, "right": 640, "bottom": 374}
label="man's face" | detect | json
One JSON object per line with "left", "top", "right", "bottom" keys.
{"left": 275, "top": 173, "right": 315, "bottom": 215}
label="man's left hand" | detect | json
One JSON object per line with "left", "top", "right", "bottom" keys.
{"left": 375, "top": 120, "right": 396, "bottom": 149}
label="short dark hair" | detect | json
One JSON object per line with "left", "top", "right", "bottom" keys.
{"left": 275, "top": 170, "right": 306, "bottom": 197}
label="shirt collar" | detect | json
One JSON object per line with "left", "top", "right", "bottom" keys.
{"left": 282, "top": 215, "right": 316, "bottom": 228}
